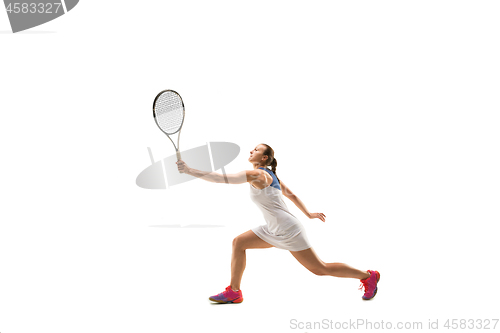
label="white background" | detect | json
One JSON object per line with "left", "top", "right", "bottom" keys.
{"left": 1, "top": 1, "right": 499, "bottom": 332}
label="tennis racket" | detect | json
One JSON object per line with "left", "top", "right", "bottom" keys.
{"left": 153, "top": 90, "right": 185, "bottom": 161}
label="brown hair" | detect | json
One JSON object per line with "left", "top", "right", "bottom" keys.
{"left": 261, "top": 143, "right": 280, "bottom": 184}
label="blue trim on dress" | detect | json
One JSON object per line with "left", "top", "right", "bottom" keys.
{"left": 258, "top": 167, "right": 281, "bottom": 190}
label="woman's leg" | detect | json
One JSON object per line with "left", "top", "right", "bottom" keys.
{"left": 230, "top": 230, "right": 273, "bottom": 290}
{"left": 290, "top": 247, "right": 370, "bottom": 280}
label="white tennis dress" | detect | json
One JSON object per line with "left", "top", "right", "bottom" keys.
{"left": 250, "top": 167, "right": 312, "bottom": 251}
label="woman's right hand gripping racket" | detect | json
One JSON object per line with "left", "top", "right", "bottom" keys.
{"left": 153, "top": 90, "right": 185, "bottom": 161}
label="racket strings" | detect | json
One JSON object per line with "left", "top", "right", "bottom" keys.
{"left": 154, "top": 92, "right": 184, "bottom": 134}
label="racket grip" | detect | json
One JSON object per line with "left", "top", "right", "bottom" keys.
{"left": 176, "top": 150, "right": 182, "bottom": 161}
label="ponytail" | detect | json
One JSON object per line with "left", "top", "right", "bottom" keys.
{"left": 270, "top": 157, "right": 280, "bottom": 185}
{"left": 261, "top": 143, "right": 280, "bottom": 185}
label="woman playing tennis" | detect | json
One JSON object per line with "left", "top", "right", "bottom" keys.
{"left": 176, "top": 143, "right": 380, "bottom": 303}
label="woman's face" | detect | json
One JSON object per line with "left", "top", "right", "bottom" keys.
{"left": 248, "top": 144, "right": 268, "bottom": 165}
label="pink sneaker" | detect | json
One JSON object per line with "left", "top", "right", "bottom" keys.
{"left": 209, "top": 286, "right": 243, "bottom": 304}
{"left": 359, "top": 270, "right": 380, "bottom": 300}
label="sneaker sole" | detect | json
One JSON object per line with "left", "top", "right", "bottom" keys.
{"left": 209, "top": 297, "right": 243, "bottom": 304}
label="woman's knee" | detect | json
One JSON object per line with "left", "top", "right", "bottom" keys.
{"left": 308, "top": 264, "right": 327, "bottom": 276}
{"left": 291, "top": 248, "right": 327, "bottom": 276}
{"left": 232, "top": 236, "right": 245, "bottom": 251}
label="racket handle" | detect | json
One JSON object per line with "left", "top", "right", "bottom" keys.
{"left": 176, "top": 150, "right": 182, "bottom": 161}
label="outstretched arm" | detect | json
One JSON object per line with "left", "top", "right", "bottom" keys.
{"left": 176, "top": 159, "right": 260, "bottom": 184}
{"left": 281, "top": 181, "right": 326, "bottom": 222}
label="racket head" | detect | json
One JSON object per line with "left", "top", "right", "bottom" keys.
{"left": 153, "top": 90, "right": 185, "bottom": 136}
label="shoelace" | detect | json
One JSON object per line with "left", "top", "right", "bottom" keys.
{"left": 358, "top": 279, "right": 369, "bottom": 292}
{"left": 223, "top": 286, "right": 236, "bottom": 296}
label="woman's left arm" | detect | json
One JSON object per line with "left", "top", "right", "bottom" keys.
{"left": 281, "top": 181, "right": 326, "bottom": 222}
